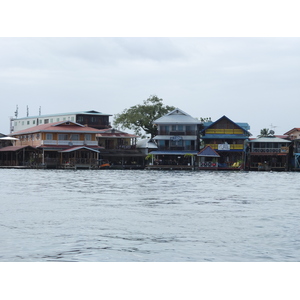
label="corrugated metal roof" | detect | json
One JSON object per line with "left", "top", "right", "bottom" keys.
{"left": 0, "top": 145, "right": 36, "bottom": 152}
{"left": 11, "top": 121, "right": 102, "bottom": 136}
{"left": 59, "top": 146, "right": 100, "bottom": 153}
{"left": 96, "top": 128, "right": 138, "bottom": 138}
{"left": 153, "top": 108, "right": 201, "bottom": 125}
{"left": 197, "top": 146, "right": 220, "bottom": 157}
{"left": 249, "top": 137, "right": 291, "bottom": 143}
{"left": 201, "top": 115, "right": 251, "bottom": 135}
{"left": 136, "top": 138, "right": 158, "bottom": 149}
{"left": 284, "top": 128, "right": 300, "bottom": 135}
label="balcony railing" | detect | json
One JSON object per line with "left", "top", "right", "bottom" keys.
{"left": 158, "top": 146, "right": 195, "bottom": 151}
{"left": 206, "top": 144, "right": 244, "bottom": 150}
{"left": 42, "top": 140, "right": 98, "bottom": 146}
{"left": 159, "top": 131, "right": 197, "bottom": 135}
{"left": 251, "top": 148, "right": 289, "bottom": 153}
{"left": 205, "top": 129, "right": 244, "bottom": 134}
{"left": 199, "top": 162, "right": 218, "bottom": 168}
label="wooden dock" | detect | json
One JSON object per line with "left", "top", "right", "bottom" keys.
{"left": 145, "top": 165, "right": 194, "bottom": 170}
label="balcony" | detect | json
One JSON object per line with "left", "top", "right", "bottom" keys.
{"left": 251, "top": 147, "right": 289, "bottom": 154}
{"left": 159, "top": 131, "right": 197, "bottom": 136}
{"left": 42, "top": 140, "right": 98, "bottom": 146}
{"left": 157, "top": 146, "right": 195, "bottom": 151}
{"left": 206, "top": 129, "right": 244, "bottom": 134}
{"left": 206, "top": 144, "right": 244, "bottom": 150}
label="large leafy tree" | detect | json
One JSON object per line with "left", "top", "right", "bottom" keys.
{"left": 113, "top": 95, "right": 175, "bottom": 138}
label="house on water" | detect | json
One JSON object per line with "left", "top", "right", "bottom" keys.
{"left": 200, "top": 115, "right": 251, "bottom": 170}
{"left": 148, "top": 108, "right": 201, "bottom": 169}
{"left": 96, "top": 128, "right": 144, "bottom": 169}
{"left": 248, "top": 135, "right": 291, "bottom": 171}
{"left": 10, "top": 110, "right": 112, "bottom": 133}
{"left": 0, "top": 121, "right": 103, "bottom": 169}
{"left": 283, "top": 128, "right": 300, "bottom": 171}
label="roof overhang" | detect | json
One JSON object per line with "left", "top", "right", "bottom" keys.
{"left": 0, "top": 145, "right": 37, "bottom": 152}
{"left": 150, "top": 150, "right": 198, "bottom": 155}
{"left": 59, "top": 146, "right": 100, "bottom": 153}
{"left": 250, "top": 152, "right": 289, "bottom": 156}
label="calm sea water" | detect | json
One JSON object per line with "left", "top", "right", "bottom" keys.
{"left": 0, "top": 169, "right": 299, "bottom": 262}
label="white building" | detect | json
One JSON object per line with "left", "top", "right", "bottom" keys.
{"left": 10, "top": 110, "right": 112, "bottom": 133}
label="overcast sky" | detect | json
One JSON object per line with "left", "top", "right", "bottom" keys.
{"left": 1, "top": 37, "right": 300, "bottom": 137}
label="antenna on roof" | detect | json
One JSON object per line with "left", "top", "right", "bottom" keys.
{"left": 14, "top": 105, "right": 18, "bottom": 118}
{"left": 39, "top": 106, "right": 41, "bottom": 116}
{"left": 27, "top": 105, "right": 29, "bottom": 117}
{"left": 269, "top": 123, "right": 277, "bottom": 130}
{"left": 269, "top": 123, "right": 277, "bottom": 135}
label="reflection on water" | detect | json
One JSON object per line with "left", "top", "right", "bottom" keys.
{"left": 0, "top": 169, "right": 300, "bottom": 261}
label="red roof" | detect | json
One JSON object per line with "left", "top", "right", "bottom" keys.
{"left": 11, "top": 121, "right": 102, "bottom": 135}
{"left": 0, "top": 145, "right": 36, "bottom": 152}
{"left": 284, "top": 128, "right": 300, "bottom": 135}
{"left": 96, "top": 128, "right": 138, "bottom": 138}
{"left": 37, "top": 145, "right": 103, "bottom": 150}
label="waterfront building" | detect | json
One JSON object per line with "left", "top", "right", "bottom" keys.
{"left": 0, "top": 121, "right": 102, "bottom": 169}
{"left": 149, "top": 108, "right": 201, "bottom": 169}
{"left": 10, "top": 110, "right": 111, "bottom": 133}
{"left": 197, "top": 145, "right": 220, "bottom": 170}
{"left": 0, "top": 134, "right": 13, "bottom": 149}
{"left": 200, "top": 115, "right": 251, "bottom": 170}
{"left": 284, "top": 128, "right": 300, "bottom": 171}
{"left": 96, "top": 128, "right": 145, "bottom": 168}
{"left": 136, "top": 138, "right": 158, "bottom": 155}
{"left": 248, "top": 136, "right": 291, "bottom": 171}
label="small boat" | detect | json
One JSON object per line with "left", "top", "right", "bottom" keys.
{"left": 100, "top": 163, "right": 110, "bottom": 169}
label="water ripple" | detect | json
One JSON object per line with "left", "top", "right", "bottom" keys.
{"left": 1, "top": 169, "right": 300, "bottom": 261}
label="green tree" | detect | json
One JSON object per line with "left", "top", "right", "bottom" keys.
{"left": 198, "top": 117, "right": 213, "bottom": 133}
{"left": 113, "top": 95, "right": 175, "bottom": 138}
{"left": 258, "top": 128, "right": 273, "bottom": 137}
{"left": 199, "top": 117, "right": 212, "bottom": 123}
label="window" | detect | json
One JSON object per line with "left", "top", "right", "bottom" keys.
{"left": 22, "top": 121, "right": 24, "bottom": 125}
{"left": 58, "top": 134, "right": 68, "bottom": 140}
{"left": 63, "top": 117, "right": 66, "bottom": 121}
{"left": 160, "top": 126, "right": 169, "bottom": 134}
{"left": 70, "top": 134, "right": 79, "bottom": 140}
{"left": 27, "top": 121, "right": 30, "bottom": 125}
{"left": 71, "top": 117, "right": 74, "bottom": 121}
{"left": 85, "top": 134, "right": 91, "bottom": 141}
{"left": 46, "top": 133, "right": 53, "bottom": 140}
{"left": 33, "top": 120, "right": 36, "bottom": 125}
{"left": 159, "top": 140, "right": 165, "bottom": 147}
{"left": 56, "top": 118, "right": 60, "bottom": 122}
{"left": 50, "top": 119, "right": 53, "bottom": 123}
{"left": 171, "top": 140, "right": 183, "bottom": 147}
{"left": 44, "top": 119, "right": 49, "bottom": 124}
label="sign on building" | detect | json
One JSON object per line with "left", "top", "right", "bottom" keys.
{"left": 218, "top": 144, "right": 230, "bottom": 151}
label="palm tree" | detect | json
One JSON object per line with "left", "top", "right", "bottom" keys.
{"left": 258, "top": 128, "right": 274, "bottom": 137}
